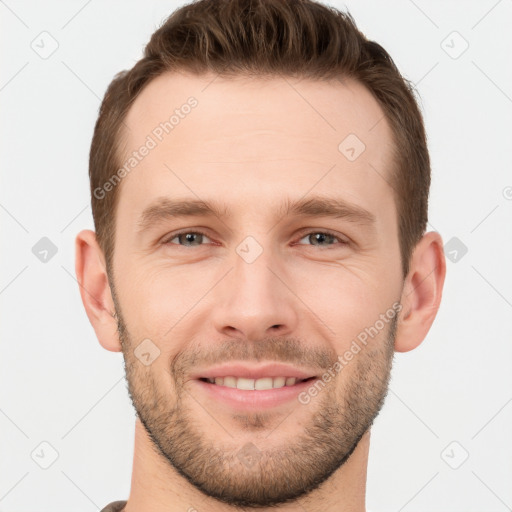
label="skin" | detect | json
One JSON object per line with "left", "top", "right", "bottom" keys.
{"left": 75, "top": 71, "right": 446, "bottom": 512}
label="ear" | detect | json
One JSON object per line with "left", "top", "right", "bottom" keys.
{"left": 394, "top": 231, "right": 446, "bottom": 353}
{"left": 74, "top": 229, "right": 122, "bottom": 352}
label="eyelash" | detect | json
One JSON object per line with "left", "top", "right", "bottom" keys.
{"left": 162, "top": 229, "right": 349, "bottom": 249}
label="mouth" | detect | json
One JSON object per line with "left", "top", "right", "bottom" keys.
{"left": 198, "top": 376, "right": 317, "bottom": 390}
{"left": 189, "top": 362, "right": 321, "bottom": 410}
{"left": 193, "top": 375, "right": 318, "bottom": 411}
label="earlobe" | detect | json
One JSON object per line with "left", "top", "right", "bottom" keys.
{"left": 394, "top": 231, "right": 446, "bottom": 353}
{"left": 74, "top": 229, "right": 122, "bottom": 352}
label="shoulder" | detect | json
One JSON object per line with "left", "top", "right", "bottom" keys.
{"left": 100, "top": 500, "right": 127, "bottom": 512}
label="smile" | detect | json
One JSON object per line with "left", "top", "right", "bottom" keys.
{"left": 199, "top": 376, "right": 314, "bottom": 390}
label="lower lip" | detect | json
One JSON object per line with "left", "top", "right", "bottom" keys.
{"left": 192, "top": 379, "right": 315, "bottom": 411}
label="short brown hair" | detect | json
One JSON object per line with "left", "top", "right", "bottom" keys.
{"left": 89, "top": 0, "right": 430, "bottom": 279}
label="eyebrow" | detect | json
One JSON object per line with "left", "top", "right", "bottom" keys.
{"left": 137, "top": 195, "right": 377, "bottom": 233}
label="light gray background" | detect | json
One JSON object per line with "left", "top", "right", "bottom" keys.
{"left": 1, "top": 1, "right": 511, "bottom": 511}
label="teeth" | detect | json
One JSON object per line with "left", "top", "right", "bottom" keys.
{"left": 272, "top": 377, "right": 286, "bottom": 389}
{"left": 224, "top": 376, "right": 237, "bottom": 388}
{"left": 255, "top": 377, "right": 273, "bottom": 390}
{"left": 237, "top": 377, "right": 256, "bottom": 390}
{"left": 206, "top": 376, "right": 300, "bottom": 389}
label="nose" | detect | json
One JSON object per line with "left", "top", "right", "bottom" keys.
{"left": 211, "top": 242, "right": 299, "bottom": 341}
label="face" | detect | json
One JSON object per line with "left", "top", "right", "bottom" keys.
{"left": 111, "top": 72, "right": 404, "bottom": 507}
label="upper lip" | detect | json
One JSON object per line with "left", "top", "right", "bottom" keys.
{"left": 191, "top": 362, "right": 319, "bottom": 381}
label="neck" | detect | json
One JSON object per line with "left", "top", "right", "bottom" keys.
{"left": 124, "top": 419, "right": 370, "bottom": 512}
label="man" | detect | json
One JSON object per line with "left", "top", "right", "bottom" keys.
{"left": 75, "top": 0, "right": 446, "bottom": 510}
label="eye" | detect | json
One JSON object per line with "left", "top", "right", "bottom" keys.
{"left": 163, "top": 230, "right": 213, "bottom": 247}
{"left": 161, "top": 229, "right": 348, "bottom": 249}
{"left": 295, "top": 231, "right": 348, "bottom": 248}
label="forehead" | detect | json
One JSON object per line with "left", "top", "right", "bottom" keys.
{"left": 116, "top": 71, "right": 396, "bottom": 230}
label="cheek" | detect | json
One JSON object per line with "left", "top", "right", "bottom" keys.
{"left": 118, "top": 245, "right": 401, "bottom": 352}
{"left": 117, "top": 262, "right": 203, "bottom": 332}
{"left": 287, "top": 259, "right": 400, "bottom": 348}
